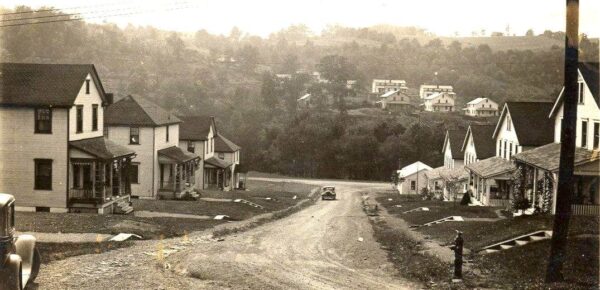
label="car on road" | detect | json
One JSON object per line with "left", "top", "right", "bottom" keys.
{"left": 0, "top": 193, "right": 41, "bottom": 290}
{"left": 321, "top": 186, "right": 336, "bottom": 200}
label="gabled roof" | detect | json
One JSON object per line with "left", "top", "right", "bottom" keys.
{"left": 513, "top": 143, "right": 599, "bottom": 172}
{"left": 104, "top": 95, "right": 180, "bottom": 127}
{"left": 215, "top": 134, "right": 241, "bottom": 153}
{"left": 423, "top": 92, "right": 442, "bottom": 100}
{"left": 0, "top": 62, "right": 106, "bottom": 107}
{"left": 466, "top": 157, "right": 515, "bottom": 178}
{"left": 397, "top": 161, "right": 432, "bottom": 178}
{"left": 493, "top": 102, "right": 554, "bottom": 146}
{"left": 443, "top": 129, "right": 467, "bottom": 158}
{"left": 69, "top": 137, "right": 135, "bottom": 160}
{"left": 467, "top": 97, "right": 497, "bottom": 105}
{"left": 179, "top": 116, "right": 216, "bottom": 141}
{"left": 462, "top": 124, "right": 496, "bottom": 159}
{"left": 550, "top": 62, "right": 599, "bottom": 117}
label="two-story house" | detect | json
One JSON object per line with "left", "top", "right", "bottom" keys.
{"left": 372, "top": 79, "right": 407, "bottom": 94}
{"left": 443, "top": 128, "right": 466, "bottom": 169}
{"left": 422, "top": 92, "right": 456, "bottom": 112}
{"left": 214, "top": 134, "right": 242, "bottom": 191}
{"left": 378, "top": 90, "right": 414, "bottom": 112}
{"left": 104, "top": 95, "right": 199, "bottom": 200}
{"left": 463, "top": 97, "right": 499, "bottom": 117}
{"left": 0, "top": 63, "right": 135, "bottom": 214}
{"left": 178, "top": 116, "right": 233, "bottom": 191}
{"left": 419, "top": 84, "right": 453, "bottom": 99}
{"left": 513, "top": 62, "right": 599, "bottom": 215}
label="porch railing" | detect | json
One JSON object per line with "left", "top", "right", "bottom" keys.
{"left": 70, "top": 188, "right": 100, "bottom": 201}
{"left": 571, "top": 204, "right": 600, "bottom": 216}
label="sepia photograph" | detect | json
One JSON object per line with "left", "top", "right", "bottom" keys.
{"left": 0, "top": 0, "right": 598, "bottom": 289}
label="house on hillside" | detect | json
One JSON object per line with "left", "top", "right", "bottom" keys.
{"left": 179, "top": 116, "right": 238, "bottom": 191}
{"left": 419, "top": 84, "right": 453, "bottom": 99}
{"left": 425, "top": 166, "right": 469, "bottom": 201}
{"left": 513, "top": 62, "right": 600, "bottom": 215}
{"left": 493, "top": 102, "right": 555, "bottom": 161}
{"left": 378, "top": 90, "right": 415, "bottom": 112}
{"left": 372, "top": 79, "right": 407, "bottom": 94}
{"left": 396, "top": 161, "right": 432, "bottom": 194}
{"left": 0, "top": 63, "right": 136, "bottom": 214}
{"left": 443, "top": 129, "right": 467, "bottom": 169}
{"left": 422, "top": 92, "right": 456, "bottom": 112}
{"left": 214, "top": 134, "right": 243, "bottom": 190}
{"left": 464, "top": 97, "right": 499, "bottom": 117}
{"left": 105, "top": 95, "right": 200, "bottom": 200}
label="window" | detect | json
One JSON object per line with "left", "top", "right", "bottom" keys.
{"left": 503, "top": 140, "right": 507, "bottom": 158}
{"left": 130, "top": 127, "right": 140, "bottom": 144}
{"left": 218, "top": 152, "right": 225, "bottom": 159}
{"left": 410, "top": 181, "right": 416, "bottom": 190}
{"left": 581, "top": 120, "right": 588, "bottom": 148}
{"left": 34, "top": 108, "right": 52, "bottom": 133}
{"left": 509, "top": 142, "right": 513, "bottom": 157}
{"left": 187, "top": 141, "right": 195, "bottom": 153}
{"left": 76, "top": 105, "right": 83, "bottom": 133}
{"left": 103, "top": 127, "right": 109, "bottom": 138}
{"left": 166, "top": 125, "right": 169, "bottom": 142}
{"left": 92, "top": 105, "right": 98, "bottom": 131}
{"left": 130, "top": 164, "right": 139, "bottom": 184}
{"left": 506, "top": 115, "right": 511, "bottom": 131}
{"left": 34, "top": 159, "right": 52, "bottom": 190}
{"left": 591, "top": 122, "right": 600, "bottom": 149}
{"left": 85, "top": 79, "right": 91, "bottom": 94}
{"left": 578, "top": 82, "right": 584, "bottom": 104}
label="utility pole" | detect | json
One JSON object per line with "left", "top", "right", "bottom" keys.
{"left": 545, "top": 0, "right": 579, "bottom": 283}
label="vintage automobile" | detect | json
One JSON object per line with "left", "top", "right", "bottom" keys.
{"left": 321, "top": 186, "right": 337, "bottom": 200}
{"left": 0, "top": 193, "right": 41, "bottom": 290}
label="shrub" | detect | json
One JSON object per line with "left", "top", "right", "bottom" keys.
{"left": 460, "top": 190, "right": 472, "bottom": 205}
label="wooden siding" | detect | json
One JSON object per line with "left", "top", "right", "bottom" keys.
{"left": 0, "top": 107, "right": 69, "bottom": 209}
{"left": 69, "top": 73, "right": 104, "bottom": 141}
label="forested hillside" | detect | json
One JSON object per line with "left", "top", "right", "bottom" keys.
{"left": 1, "top": 6, "right": 598, "bottom": 180}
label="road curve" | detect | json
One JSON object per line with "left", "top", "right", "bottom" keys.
{"left": 34, "top": 178, "right": 418, "bottom": 289}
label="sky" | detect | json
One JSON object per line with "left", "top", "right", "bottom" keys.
{"left": 2, "top": 0, "right": 599, "bottom": 37}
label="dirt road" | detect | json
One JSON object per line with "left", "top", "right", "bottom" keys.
{"left": 35, "top": 178, "right": 419, "bottom": 289}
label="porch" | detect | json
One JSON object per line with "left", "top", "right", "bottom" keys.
{"left": 68, "top": 137, "right": 136, "bottom": 213}
{"left": 465, "top": 157, "right": 515, "bottom": 206}
{"left": 157, "top": 146, "right": 200, "bottom": 199}
{"left": 204, "top": 157, "right": 232, "bottom": 191}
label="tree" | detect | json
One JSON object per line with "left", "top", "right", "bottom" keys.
{"left": 260, "top": 73, "right": 278, "bottom": 109}
{"left": 525, "top": 29, "right": 535, "bottom": 37}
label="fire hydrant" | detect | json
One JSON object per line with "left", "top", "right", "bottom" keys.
{"left": 450, "top": 230, "right": 464, "bottom": 280}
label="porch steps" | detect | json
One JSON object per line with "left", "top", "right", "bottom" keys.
{"left": 115, "top": 200, "right": 134, "bottom": 215}
{"left": 233, "top": 199, "right": 264, "bottom": 209}
{"left": 409, "top": 216, "right": 464, "bottom": 228}
{"left": 478, "top": 230, "right": 552, "bottom": 254}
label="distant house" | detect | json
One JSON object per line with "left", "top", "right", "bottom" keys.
{"left": 464, "top": 97, "right": 499, "bottom": 117}
{"left": 297, "top": 93, "right": 312, "bottom": 108}
{"left": 462, "top": 124, "right": 496, "bottom": 165}
{"left": 346, "top": 80, "right": 357, "bottom": 89}
{"left": 513, "top": 62, "right": 600, "bottom": 215}
{"left": 0, "top": 63, "right": 136, "bottom": 214}
{"left": 378, "top": 90, "right": 414, "bottom": 112}
{"left": 422, "top": 92, "right": 456, "bottom": 112}
{"left": 419, "top": 84, "right": 453, "bottom": 99}
{"left": 372, "top": 79, "right": 407, "bottom": 94}
{"left": 396, "top": 161, "right": 432, "bottom": 194}
{"left": 442, "top": 129, "right": 466, "bottom": 169}
{"left": 214, "top": 134, "right": 242, "bottom": 190}
{"left": 492, "top": 102, "right": 555, "bottom": 161}
{"left": 105, "top": 95, "right": 200, "bottom": 200}
{"left": 179, "top": 116, "right": 238, "bottom": 191}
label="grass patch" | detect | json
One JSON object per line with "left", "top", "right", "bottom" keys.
{"left": 37, "top": 241, "right": 133, "bottom": 264}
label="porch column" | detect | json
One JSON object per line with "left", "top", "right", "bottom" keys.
{"left": 108, "top": 161, "right": 113, "bottom": 198}
{"left": 532, "top": 169, "right": 538, "bottom": 209}
{"left": 117, "top": 159, "right": 123, "bottom": 196}
{"left": 91, "top": 161, "right": 96, "bottom": 199}
{"left": 99, "top": 161, "right": 106, "bottom": 201}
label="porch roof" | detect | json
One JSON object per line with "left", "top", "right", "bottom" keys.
{"left": 466, "top": 157, "right": 515, "bottom": 178}
{"left": 158, "top": 146, "right": 199, "bottom": 164}
{"left": 69, "top": 137, "right": 135, "bottom": 160}
{"left": 204, "top": 156, "right": 232, "bottom": 169}
{"left": 425, "top": 166, "right": 469, "bottom": 182}
{"left": 513, "top": 142, "right": 599, "bottom": 172}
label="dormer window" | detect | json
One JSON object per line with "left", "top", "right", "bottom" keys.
{"left": 85, "top": 79, "right": 91, "bottom": 94}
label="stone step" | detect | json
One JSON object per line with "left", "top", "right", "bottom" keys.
{"left": 478, "top": 230, "right": 553, "bottom": 254}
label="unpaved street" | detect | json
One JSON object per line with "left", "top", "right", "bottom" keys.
{"left": 35, "top": 179, "right": 419, "bottom": 289}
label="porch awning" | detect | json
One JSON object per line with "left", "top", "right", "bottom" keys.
{"left": 513, "top": 142, "right": 599, "bottom": 172}
{"left": 158, "top": 146, "right": 199, "bottom": 164}
{"left": 204, "top": 156, "right": 232, "bottom": 169}
{"left": 69, "top": 137, "right": 135, "bottom": 160}
{"left": 466, "top": 157, "right": 515, "bottom": 179}
{"left": 426, "top": 166, "right": 469, "bottom": 182}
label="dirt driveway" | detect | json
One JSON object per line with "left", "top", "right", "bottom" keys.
{"left": 34, "top": 178, "right": 418, "bottom": 289}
